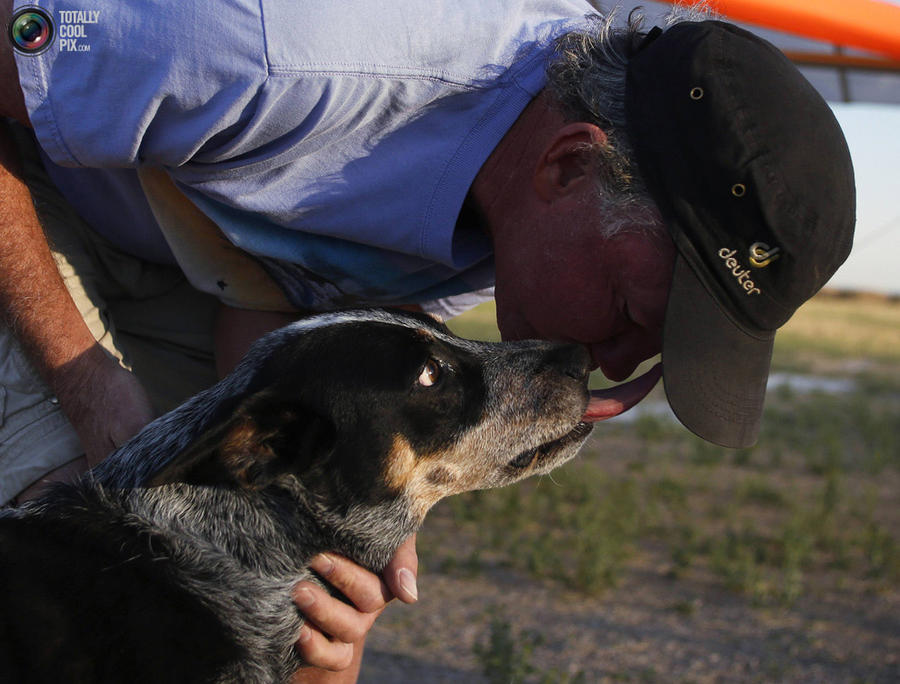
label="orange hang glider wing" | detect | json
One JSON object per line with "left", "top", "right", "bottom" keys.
{"left": 689, "top": 0, "right": 900, "bottom": 59}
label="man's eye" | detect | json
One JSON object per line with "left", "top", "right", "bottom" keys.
{"left": 417, "top": 359, "right": 442, "bottom": 387}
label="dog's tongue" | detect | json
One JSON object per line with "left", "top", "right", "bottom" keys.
{"left": 582, "top": 363, "right": 662, "bottom": 422}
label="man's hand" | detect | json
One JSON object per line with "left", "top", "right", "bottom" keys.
{"left": 52, "top": 344, "right": 155, "bottom": 467}
{"left": 15, "top": 345, "right": 155, "bottom": 502}
{"left": 290, "top": 535, "right": 418, "bottom": 683}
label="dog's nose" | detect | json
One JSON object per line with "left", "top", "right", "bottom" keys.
{"left": 542, "top": 343, "right": 591, "bottom": 382}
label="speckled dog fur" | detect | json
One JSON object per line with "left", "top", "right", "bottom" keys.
{"left": 0, "top": 309, "right": 594, "bottom": 683}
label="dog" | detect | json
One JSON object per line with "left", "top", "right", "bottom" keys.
{"left": 0, "top": 309, "right": 657, "bottom": 682}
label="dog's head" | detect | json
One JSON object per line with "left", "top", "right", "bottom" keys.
{"left": 146, "top": 310, "right": 598, "bottom": 519}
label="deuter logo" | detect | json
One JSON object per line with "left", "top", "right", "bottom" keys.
{"left": 748, "top": 242, "right": 781, "bottom": 268}
{"left": 718, "top": 248, "right": 761, "bottom": 296}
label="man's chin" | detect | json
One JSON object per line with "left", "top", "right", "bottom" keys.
{"left": 589, "top": 352, "right": 638, "bottom": 382}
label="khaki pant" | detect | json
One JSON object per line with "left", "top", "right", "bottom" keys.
{"left": 0, "top": 125, "right": 220, "bottom": 505}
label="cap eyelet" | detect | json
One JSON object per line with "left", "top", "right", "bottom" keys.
{"left": 689, "top": 86, "right": 704, "bottom": 100}
{"left": 731, "top": 183, "right": 747, "bottom": 197}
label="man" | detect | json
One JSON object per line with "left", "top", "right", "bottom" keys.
{"left": 0, "top": 0, "right": 854, "bottom": 681}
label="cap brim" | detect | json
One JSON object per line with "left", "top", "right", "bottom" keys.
{"left": 663, "top": 256, "right": 774, "bottom": 448}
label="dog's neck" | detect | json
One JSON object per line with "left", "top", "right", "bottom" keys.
{"left": 118, "top": 480, "right": 418, "bottom": 577}
{"left": 297, "top": 487, "right": 419, "bottom": 572}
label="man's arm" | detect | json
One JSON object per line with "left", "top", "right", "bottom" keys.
{"left": 0, "top": 122, "right": 155, "bottom": 467}
{"left": 1, "top": 10, "right": 153, "bottom": 478}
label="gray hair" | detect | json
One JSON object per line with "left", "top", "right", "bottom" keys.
{"left": 545, "top": 3, "right": 712, "bottom": 236}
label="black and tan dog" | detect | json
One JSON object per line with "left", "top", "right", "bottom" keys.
{"left": 0, "top": 309, "right": 657, "bottom": 682}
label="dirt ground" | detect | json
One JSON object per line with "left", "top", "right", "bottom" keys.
{"left": 360, "top": 550, "right": 900, "bottom": 683}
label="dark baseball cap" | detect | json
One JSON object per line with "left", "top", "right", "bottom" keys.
{"left": 624, "top": 20, "right": 856, "bottom": 448}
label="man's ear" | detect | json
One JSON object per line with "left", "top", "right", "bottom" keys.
{"left": 533, "top": 123, "right": 607, "bottom": 202}
{"left": 147, "top": 392, "right": 335, "bottom": 489}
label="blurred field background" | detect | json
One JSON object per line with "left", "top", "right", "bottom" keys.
{"left": 361, "top": 290, "right": 899, "bottom": 683}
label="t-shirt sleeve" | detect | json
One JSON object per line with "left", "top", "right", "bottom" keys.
{"left": 13, "top": 0, "right": 267, "bottom": 168}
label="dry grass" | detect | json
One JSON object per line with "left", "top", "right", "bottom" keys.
{"left": 776, "top": 290, "right": 900, "bottom": 364}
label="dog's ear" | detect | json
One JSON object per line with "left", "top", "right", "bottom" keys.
{"left": 148, "top": 392, "right": 335, "bottom": 489}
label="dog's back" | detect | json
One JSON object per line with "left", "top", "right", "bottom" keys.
{"left": 0, "top": 484, "right": 301, "bottom": 683}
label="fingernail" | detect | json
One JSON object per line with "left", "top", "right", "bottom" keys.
{"left": 398, "top": 567, "right": 418, "bottom": 602}
{"left": 298, "top": 625, "right": 312, "bottom": 643}
{"left": 294, "top": 587, "right": 315, "bottom": 609}
{"left": 310, "top": 553, "right": 335, "bottom": 576}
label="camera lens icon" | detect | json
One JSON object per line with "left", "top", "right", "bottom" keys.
{"left": 9, "top": 7, "right": 55, "bottom": 55}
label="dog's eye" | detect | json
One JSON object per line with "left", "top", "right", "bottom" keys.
{"left": 417, "top": 359, "right": 441, "bottom": 387}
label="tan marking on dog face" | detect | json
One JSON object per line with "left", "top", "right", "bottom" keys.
{"left": 383, "top": 436, "right": 474, "bottom": 521}
{"left": 384, "top": 435, "right": 419, "bottom": 493}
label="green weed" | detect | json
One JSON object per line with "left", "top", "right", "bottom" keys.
{"left": 473, "top": 614, "right": 586, "bottom": 684}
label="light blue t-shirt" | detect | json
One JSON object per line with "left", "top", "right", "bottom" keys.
{"left": 15, "top": 0, "right": 593, "bottom": 311}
